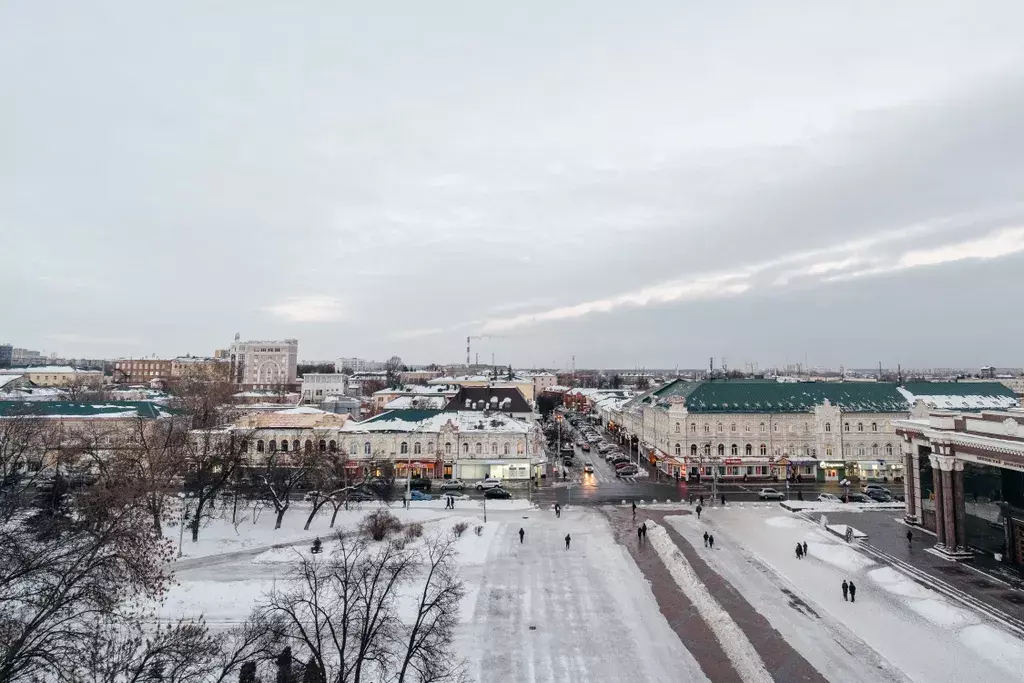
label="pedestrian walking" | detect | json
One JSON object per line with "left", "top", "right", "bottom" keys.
{"left": 632, "top": 501, "right": 637, "bottom": 519}
{"left": 555, "top": 503, "right": 561, "bottom": 518}
{"left": 450, "top": 495, "right": 455, "bottom": 509}
{"left": 842, "top": 580, "right": 849, "bottom": 601}
{"left": 402, "top": 495, "right": 407, "bottom": 509}
{"left": 708, "top": 534, "right": 715, "bottom": 549}
{"left": 699, "top": 495, "right": 704, "bottom": 506}
{"left": 519, "top": 528, "right": 525, "bottom": 544}
{"left": 637, "top": 526, "right": 643, "bottom": 542}
{"left": 565, "top": 533, "right": 571, "bottom": 550}
{"left": 703, "top": 531, "right": 709, "bottom": 547}
{"left": 689, "top": 494, "right": 694, "bottom": 505}
{"left": 802, "top": 541, "right": 808, "bottom": 556}
{"left": 721, "top": 494, "right": 726, "bottom": 506}
{"left": 642, "top": 522, "right": 647, "bottom": 539}
{"left": 906, "top": 530, "right": 913, "bottom": 546}
{"left": 696, "top": 504, "right": 702, "bottom": 520}
{"left": 849, "top": 581, "right": 856, "bottom": 603}
{"left": 796, "top": 543, "right": 803, "bottom": 559}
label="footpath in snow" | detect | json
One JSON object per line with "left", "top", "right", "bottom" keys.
{"left": 673, "top": 506, "right": 1024, "bottom": 683}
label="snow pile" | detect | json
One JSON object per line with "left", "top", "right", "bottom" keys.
{"left": 646, "top": 521, "right": 773, "bottom": 683}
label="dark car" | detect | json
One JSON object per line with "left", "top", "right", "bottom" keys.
{"left": 484, "top": 487, "right": 512, "bottom": 499}
{"left": 409, "top": 478, "right": 432, "bottom": 491}
{"left": 347, "top": 488, "right": 377, "bottom": 501}
{"left": 866, "top": 489, "right": 893, "bottom": 502}
{"left": 616, "top": 466, "right": 639, "bottom": 477}
{"left": 847, "top": 492, "right": 873, "bottom": 503}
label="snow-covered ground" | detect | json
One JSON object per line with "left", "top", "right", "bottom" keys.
{"left": 672, "top": 507, "right": 1024, "bottom": 683}
{"left": 163, "top": 504, "right": 707, "bottom": 683}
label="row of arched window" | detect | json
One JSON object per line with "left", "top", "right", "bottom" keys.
{"left": 675, "top": 420, "right": 887, "bottom": 434}
{"left": 242, "top": 438, "right": 526, "bottom": 457}
{"left": 246, "top": 439, "right": 339, "bottom": 454}
{"left": 672, "top": 442, "right": 895, "bottom": 458}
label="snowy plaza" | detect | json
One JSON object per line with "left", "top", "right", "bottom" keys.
{"left": 162, "top": 499, "right": 1024, "bottom": 683}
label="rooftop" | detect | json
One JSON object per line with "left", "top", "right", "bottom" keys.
{"left": 646, "top": 379, "right": 910, "bottom": 413}
{"left": 445, "top": 386, "right": 532, "bottom": 413}
{"left": 345, "top": 409, "right": 531, "bottom": 434}
{"left": 0, "top": 401, "right": 169, "bottom": 419}
{"left": 0, "top": 365, "right": 102, "bottom": 374}
{"left": 899, "top": 382, "right": 1019, "bottom": 411}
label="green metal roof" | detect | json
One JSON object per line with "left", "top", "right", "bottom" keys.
{"left": 0, "top": 401, "right": 168, "bottom": 418}
{"left": 361, "top": 409, "right": 445, "bottom": 424}
{"left": 901, "top": 382, "right": 1017, "bottom": 398}
{"left": 682, "top": 381, "right": 909, "bottom": 413}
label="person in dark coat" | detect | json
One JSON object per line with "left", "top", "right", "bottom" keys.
{"left": 796, "top": 543, "right": 803, "bottom": 559}
{"left": 519, "top": 528, "right": 525, "bottom": 544}
{"left": 555, "top": 503, "right": 561, "bottom": 518}
{"left": 699, "top": 495, "right": 704, "bottom": 506}
{"left": 637, "top": 526, "right": 643, "bottom": 542}
{"left": 565, "top": 533, "right": 571, "bottom": 550}
{"left": 802, "top": 541, "right": 808, "bottom": 556}
{"left": 632, "top": 501, "right": 637, "bottom": 519}
{"left": 704, "top": 531, "right": 709, "bottom": 547}
{"left": 906, "top": 530, "right": 913, "bottom": 546}
{"left": 849, "top": 581, "right": 856, "bottom": 603}
{"left": 842, "top": 580, "right": 849, "bottom": 601}
{"left": 708, "top": 534, "right": 715, "bottom": 549}
{"left": 721, "top": 494, "right": 726, "bottom": 506}
{"left": 696, "top": 504, "right": 702, "bottom": 519}
{"left": 642, "top": 522, "right": 647, "bottom": 538}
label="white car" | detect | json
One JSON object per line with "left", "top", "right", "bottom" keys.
{"left": 817, "top": 493, "right": 842, "bottom": 503}
{"left": 476, "top": 478, "right": 502, "bottom": 491}
{"left": 758, "top": 488, "right": 785, "bottom": 500}
{"left": 583, "top": 463, "right": 594, "bottom": 473}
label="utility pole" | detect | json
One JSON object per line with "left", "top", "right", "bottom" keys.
{"left": 709, "top": 357, "right": 714, "bottom": 380}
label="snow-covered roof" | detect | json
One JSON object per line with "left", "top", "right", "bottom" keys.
{"left": 274, "top": 406, "right": 328, "bottom": 415}
{"left": 373, "top": 385, "right": 454, "bottom": 396}
{"left": 0, "top": 375, "right": 25, "bottom": 389}
{"left": 0, "top": 365, "right": 101, "bottom": 374}
{"left": 384, "top": 396, "right": 448, "bottom": 410}
{"left": 898, "top": 383, "right": 1019, "bottom": 411}
{"left": 345, "top": 409, "right": 531, "bottom": 434}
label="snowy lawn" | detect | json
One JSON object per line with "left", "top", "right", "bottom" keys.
{"left": 669, "top": 508, "right": 1024, "bottom": 683}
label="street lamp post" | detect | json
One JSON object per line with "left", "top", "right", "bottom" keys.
{"left": 177, "top": 492, "right": 187, "bottom": 558}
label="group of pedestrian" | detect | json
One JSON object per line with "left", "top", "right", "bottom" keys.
{"left": 637, "top": 522, "right": 648, "bottom": 543}
{"left": 703, "top": 531, "right": 715, "bottom": 549}
{"left": 795, "top": 541, "right": 808, "bottom": 559}
{"left": 444, "top": 494, "right": 456, "bottom": 509}
{"left": 842, "top": 579, "right": 857, "bottom": 602}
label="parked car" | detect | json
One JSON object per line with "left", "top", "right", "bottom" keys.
{"left": 614, "top": 461, "right": 634, "bottom": 470}
{"left": 302, "top": 490, "right": 323, "bottom": 502}
{"left": 348, "top": 488, "right": 377, "bottom": 501}
{"left": 562, "top": 458, "right": 575, "bottom": 467}
{"left": 597, "top": 444, "right": 611, "bottom": 454}
{"left": 616, "top": 466, "right": 639, "bottom": 477}
{"left": 580, "top": 443, "right": 591, "bottom": 452}
{"left": 611, "top": 457, "right": 631, "bottom": 466}
{"left": 410, "top": 489, "right": 432, "bottom": 501}
{"left": 476, "top": 478, "right": 503, "bottom": 491}
{"left": 817, "top": 493, "right": 842, "bottom": 503}
{"left": 484, "top": 487, "right": 512, "bottom": 499}
{"left": 758, "top": 488, "right": 785, "bottom": 500}
{"left": 862, "top": 483, "right": 891, "bottom": 495}
{"left": 440, "top": 479, "right": 465, "bottom": 491}
{"left": 866, "top": 489, "right": 894, "bottom": 502}
{"left": 847, "top": 493, "right": 872, "bottom": 503}
{"left": 409, "top": 477, "right": 432, "bottom": 491}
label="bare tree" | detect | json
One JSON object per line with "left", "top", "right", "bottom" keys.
{"left": 255, "top": 532, "right": 465, "bottom": 683}
{"left": 257, "top": 449, "right": 314, "bottom": 530}
{"left": 183, "top": 428, "right": 247, "bottom": 542}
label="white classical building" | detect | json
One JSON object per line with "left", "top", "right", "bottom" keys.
{"left": 229, "top": 337, "right": 298, "bottom": 389}
{"left": 301, "top": 373, "right": 347, "bottom": 403}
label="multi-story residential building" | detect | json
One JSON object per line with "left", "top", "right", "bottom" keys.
{"left": 301, "top": 373, "right": 348, "bottom": 403}
{"left": 608, "top": 379, "right": 1019, "bottom": 484}
{"left": 0, "top": 344, "right": 12, "bottom": 369}
{"left": 0, "top": 366, "right": 104, "bottom": 387}
{"left": 399, "top": 369, "right": 444, "bottom": 384}
{"left": 229, "top": 337, "right": 298, "bottom": 389}
{"left": 337, "top": 357, "right": 385, "bottom": 373}
{"left": 114, "top": 359, "right": 173, "bottom": 384}
{"left": 170, "top": 356, "right": 229, "bottom": 380}
{"left": 11, "top": 348, "right": 44, "bottom": 365}
{"left": 527, "top": 371, "right": 557, "bottom": 397}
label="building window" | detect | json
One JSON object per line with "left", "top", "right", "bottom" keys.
{"left": 844, "top": 444, "right": 851, "bottom": 457}
{"left": 844, "top": 422, "right": 850, "bottom": 432}
{"left": 293, "top": 440, "right": 300, "bottom": 452}
{"left": 872, "top": 444, "right": 879, "bottom": 456}
{"left": 690, "top": 423, "right": 697, "bottom": 433}
{"left": 414, "top": 442, "right": 422, "bottom": 455}
{"left": 445, "top": 442, "right": 452, "bottom": 454}
{"left": 504, "top": 442, "right": 511, "bottom": 455}
{"left": 348, "top": 442, "right": 356, "bottom": 455}
{"left": 517, "top": 441, "right": 525, "bottom": 454}
{"left": 857, "top": 422, "right": 864, "bottom": 432}
{"left": 304, "top": 440, "right": 313, "bottom": 453}
{"left": 730, "top": 423, "right": 736, "bottom": 433}
{"left": 704, "top": 444, "right": 711, "bottom": 456}
{"left": 704, "top": 424, "right": 710, "bottom": 433}
{"left": 281, "top": 440, "right": 288, "bottom": 453}
{"left": 730, "top": 444, "right": 738, "bottom": 456}
{"left": 364, "top": 442, "right": 371, "bottom": 455}
{"left": 858, "top": 445, "right": 865, "bottom": 457}
{"left": 329, "top": 440, "right": 337, "bottom": 453}
{"left": 269, "top": 440, "right": 277, "bottom": 453}
{"left": 475, "top": 443, "right": 482, "bottom": 454}
{"left": 675, "top": 422, "right": 680, "bottom": 433}
{"left": 826, "top": 446, "right": 833, "bottom": 457}
{"left": 428, "top": 442, "right": 435, "bottom": 454}
{"left": 491, "top": 442, "right": 498, "bottom": 454}
{"left": 462, "top": 443, "right": 468, "bottom": 454}
{"left": 759, "top": 422, "right": 766, "bottom": 432}
{"left": 745, "top": 444, "right": 752, "bottom": 456}
{"left": 717, "top": 444, "right": 725, "bottom": 456}
{"left": 691, "top": 444, "right": 698, "bottom": 456}
{"left": 744, "top": 424, "right": 751, "bottom": 432}
{"left": 675, "top": 443, "right": 681, "bottom": 456}
{"left": 773, "top": 423, "right": 779, "bottom": 432}
{"left": 885, "top": 443, "right": 893, "bottom": 457}
{"left": 871, "top": 422, "right": 878, "bottom": 432}
{"left": 240, "top": 439, "right": 249, "bottom": 453}
{"left": 825, "top": 422, "right": 831, "bottom": 432}
{"left": 257, "top": 440, "right": 265, "bottom": 453}
{"left": 400, "top": 442, "right": 408, "bottom": 454}
{"left": 716, "top": 422, "right": 723, "bottom": 433}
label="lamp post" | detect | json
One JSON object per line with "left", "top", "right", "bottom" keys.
{"left": 177, "top": 492, "right": 187, "bottom": 558}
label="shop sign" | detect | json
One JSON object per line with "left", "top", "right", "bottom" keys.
{"left": 818, "top": 461, "right": 845, "bottom": 469}
{"left": 724, "top": 458, "right": 743, "bottom": 464}
{"left": 775, "top": 457, "right": 791, "bottom": 466}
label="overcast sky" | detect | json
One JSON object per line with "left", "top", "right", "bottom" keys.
{"left": 3, "top": 1, "right": 1024, "bottom": 369}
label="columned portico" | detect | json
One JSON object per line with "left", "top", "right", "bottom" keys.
{"left": 930, "top": 449, "right": 973, "bottom": 559}
{"left": 903, "top": 440, "right": 919, "bottom": 523}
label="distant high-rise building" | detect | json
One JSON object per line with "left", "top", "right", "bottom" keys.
{"left": 336, "top": 357, "right": 385, "bottom": 373}
{"left": 230, "top": 338, "right": 299, "bottom": 389}
{"left": 0, "top": 344, "right": 11, "bottom": 369}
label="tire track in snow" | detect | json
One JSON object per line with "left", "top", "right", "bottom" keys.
{"left": 646, "top": 521, "right": 774, "bottom": 683}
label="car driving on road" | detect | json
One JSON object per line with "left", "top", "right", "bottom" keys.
{"left": 583, "top": 462, "right": 594, "bottom": 473}
{"left": 439, "top": 479, "right": 465, "bottom": 491}
{"left": 758, "top": 488, "right": 785, "bottom": 500}
{"left": 476, "top": 478, "right": 502, "bottom": 491}
{"left": 817, "top": 493, "right": 842, "bottom": 503}
{"left": 484, "top": 487, "right": 512, "bottom": 499}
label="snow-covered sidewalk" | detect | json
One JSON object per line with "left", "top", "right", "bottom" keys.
{"left": 672, "top": 507, "right": 1024, "bottom": 683}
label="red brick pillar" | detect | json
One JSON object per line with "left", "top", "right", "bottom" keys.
{"left": 953, "top": 461, "right": 968, "bottom": 553}
{"left": 931, "top": 457, "right": 946, "bottom": 547}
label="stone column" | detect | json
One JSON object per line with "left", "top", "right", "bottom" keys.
{"left": 930, "top": 455, "right": 946, "bottom": 547}
{"left": 940, "top": 457, "right": 956, "bottom": 552}
{"left": 903, "top": 448, "right": 917, "bottom": 521}
{"left": 953, "top": 460, "right": 968, "bottom": 553}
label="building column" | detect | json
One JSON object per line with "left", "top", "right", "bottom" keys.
{"left": 903, "top": 446, "right": 917, "bottom": 522}
{"left": 953, "top": 460, "right": 969, "bottom": 555}
{"left": 941, "top": 460, "right": 956, "bottom": 552}
{"left": 930, "top": 455, "right": 946, "bottom": 547}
